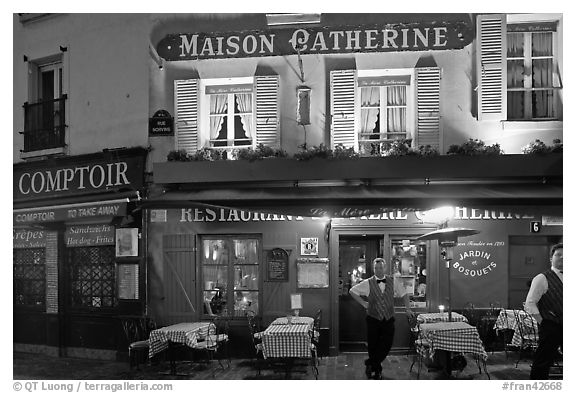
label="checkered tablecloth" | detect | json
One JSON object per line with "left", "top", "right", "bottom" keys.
{"left": 148, "top": 322, "right": 216, "bottom": 358}
{"left": 261, "top": 323, "right": 312, "bottom": 359}
{"left": 270, "top": 316, "right": 314, "bottom": 326}
{"left": 417, "top": 312, "right": 468, "bottom": 324}
{"left": 493, "top": 309, "right": 538, "bottom": 346}
{"left": 417, "top": 321, "right": 488, "bottom": 361}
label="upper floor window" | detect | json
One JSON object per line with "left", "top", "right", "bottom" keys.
{"left": 357, "top": 70, "right": 415, "bottom": 155}
{"left": 506, "top": 23, "right": 561, "bottom": 120}
{"left": 23, "top": 56, "right": 67, "bottom": 153}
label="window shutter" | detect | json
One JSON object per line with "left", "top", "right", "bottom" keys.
{"left": 416, "top": 67, "right": 441, "bottom": 150}
{"left": 174, "top": 79, "right": 199, "bottom": 153}
{"left": 476, "top": 14, "right": 506, "bottom": 120}
{"left": 330, "top": 70, "right": 356, "bottom": 149}
{"left": 255, "top": 75, "right": 279, "bottom": 147}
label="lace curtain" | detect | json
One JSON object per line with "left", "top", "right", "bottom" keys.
{"left": 210, "top": 94, "right": 228, "bottom": 141}
{"left": 360, "top": 87, "right": 379, "bottom": 134}
{"left": 235, "top": 93, "right": 254, "bottom": 142}
{"left": 387, "top": 86, "right": 406, "bottom": 133}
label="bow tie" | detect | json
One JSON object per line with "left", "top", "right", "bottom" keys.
{"left": 376, "top": 278, "right": 386, "bottom": 284}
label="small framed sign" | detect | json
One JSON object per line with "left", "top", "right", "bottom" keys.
{"left": 290, "top": 293, "right": 303, "bottom": 310}
{"left": 300, "top": 237, "right": 318, "bottom": 256}
{"left": 149, "top": 109, "right": 174, "bottom": 136}
{"left": 115, "top": 228, "right": 139, "bottom": 257}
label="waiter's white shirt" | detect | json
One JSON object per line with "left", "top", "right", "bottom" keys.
{"left": 524, "top": 266, "right": 563, "bottom": 317}
{"left": 349, "top": 275, "right": 407, "bottom": 298}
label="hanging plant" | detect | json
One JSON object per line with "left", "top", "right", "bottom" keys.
{"left": 521, "top": 139, "right": 563, "bottom": 154}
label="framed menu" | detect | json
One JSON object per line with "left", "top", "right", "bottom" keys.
{"left": 266, "top": 248, "right": 289, "bottom": 282}
{"left": 297, "top": 258, "right": 329, "bottom": 288}
{"left": 118, "top": 264, "right": 139, "bottom": 299}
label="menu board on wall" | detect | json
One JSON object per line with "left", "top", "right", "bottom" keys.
{"left": 118, "top": 264, "right": 139, "bottom": 299}
{"left": 266, "top": 248, "right": 289, "bottom": 282}
{"left": 297, "top": 258, "right": 329, "bottom": 288}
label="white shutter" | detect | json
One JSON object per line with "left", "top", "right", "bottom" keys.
{"left": 330, "top": 70, "right": 356, "bottom": 149}
{"left": 174, "top": 79, "right": 199, "bottom": 153}
{"left": 255, "top": 75, "right": 279, "bottom": 147}
{"left": 416, "top": 67, "right": 441, "bottom": 150}
{"left": 476, "top": 14, "right": 506, "bottom": 120}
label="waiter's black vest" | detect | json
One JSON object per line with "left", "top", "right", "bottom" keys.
{"left": 537, "top": 269, "right": 563, "bottom": 324}
{"left": 367, "top": 276, "right": 395, "bottom": 321}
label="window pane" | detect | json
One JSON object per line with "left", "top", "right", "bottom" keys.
{"left": 507, "top": 33, "right": 524, "bottom": 57}
{"left": 233, "top": 290, "right": 258, "bottom": 316}
{"left": 507, "top": 60, "right": 524, "bottom": 88}
{"left": 232, "top": 239, "right": 259, "bottom": 264}
{"left": 234, "top": 265, "right": 259, "bottom": 290}
{"left": 204, "top": 288, "right": 228, "bottom": 315}
{"left": 361, "top": 87, "right": 380, "bottom": 107}
{"left": 507, "top": 91, "right": 525, "bottom": 119}
{"left": 532, "top": 32, "right": 553, "bottom": 57}
{"left": 390, "top": 239, "right": 428, "bottom": 308}
{"left": 532, "top": 90, "right": 555, "bottom": 118}
{"left": 203, "top": 265, "right": 228, "bottom": 291}
{"left": 202, "top": 239, "right": 229, "bottom": 265}
{"left": 387, "top": 108, "right": 406, "bottom": 133}
{"left": 210, "top": 94, "right": 228, "bottom": 114}
{"left": 532, "top": 58, "right": 553, "bottom": 88}
{"left": 387, "top": 86, "right": 406, "bottom": 106}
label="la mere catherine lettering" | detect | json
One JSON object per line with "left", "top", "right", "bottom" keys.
{"left": 179, "top": 207, "right": 535, "bottom": 222}
{"left": 169, "top": 25, "right": 455, "bottom": 60}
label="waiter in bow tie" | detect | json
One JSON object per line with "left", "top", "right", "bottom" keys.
{"left": 524, "top": 243, "right": 563, "bottom": 379}
{"left": 349, "top": 257, "right": 414, "bottom": 379}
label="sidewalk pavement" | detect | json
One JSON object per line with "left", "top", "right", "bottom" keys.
{"left": 13, "top": 350, "right": 532, "bottom": 380}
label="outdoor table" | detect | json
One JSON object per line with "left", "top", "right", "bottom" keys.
{"left": 417, "top": 312, "right": 468, "bottom": 324}
{"left": 418, "top": 321, "right": 489, "bottom": 378}
{"left": 148, "top": 322, "right": 216, "bottom": 375}
{"left": 261, "top": 318, "right": 317, "bottom": 378}
{"left": 270, "top": 316, "right": 314, "bottom": 326}
{"left": 494, "top": 309, "right": 538, "bottom": 346}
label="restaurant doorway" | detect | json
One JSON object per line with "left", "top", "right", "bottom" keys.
{"left": 338, "top": 235, "right": 381, "bottom": 352}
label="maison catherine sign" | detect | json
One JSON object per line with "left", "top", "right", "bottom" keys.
{"left": 156, "top": 21, "right": 473, "bottom": 61}
{"left": 14, "top": 154, "right": 145, "bottom": 202}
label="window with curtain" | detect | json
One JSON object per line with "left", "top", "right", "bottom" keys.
{"left": 205, "top": 82, "right": 254, "bottom": 151}
{"left": 201, "top": 236, "right": 260, "bottom": 318}
{"left": 357, "top": 74, "right": 412, "bottom": 155}
{"left": 506, "top": 26, "right": 560, "bottom": 120}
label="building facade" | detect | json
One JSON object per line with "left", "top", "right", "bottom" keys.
{"left": 13, "top": 13, "right": 563, "bottom": 359}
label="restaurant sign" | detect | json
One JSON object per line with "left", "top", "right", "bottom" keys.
{"left": 156, "top": 21, "right": 473, "bottom": 61}
{"left": 13, "top": 228, "right": 46, "bottom": 248}
{"left": 14, "top": 152, "right": 145, "bottom": 202}
{"left": 14, "top": 202, "right": 126, "bottom": 224}
{"left": 65, "top": 224, "right": 115, "bottom": 247}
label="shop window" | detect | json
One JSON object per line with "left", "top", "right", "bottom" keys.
{"left": 506, "top": 26, "right": 561, "bottom": 120}
{"left": 13, "top": 248, "right": 46, "bottom": 307}
{"left": 201, "top": 236, "right": 260, "bottom": 317}
{"left": 389, "top": 238, "right": 428, "bottom": 308}
{"left": 23, "top": 56, "right": 67, "bottom": 153}
{"left": 67, "top": 246, "right": 117, "bottom": 309}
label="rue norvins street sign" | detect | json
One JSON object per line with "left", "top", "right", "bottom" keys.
{"left": 156, "top": 21, "right": 473, "bottom": 61}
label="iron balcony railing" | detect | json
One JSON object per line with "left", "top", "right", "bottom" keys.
{"left": 21, "top": 95, "right": 67, "bottom": 152}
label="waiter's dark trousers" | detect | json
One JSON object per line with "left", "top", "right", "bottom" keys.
{"left": 365, "top": 315, "right": 395, "bottom": 373}
{"left": 530, "top": 319, "right": 562, "bottom": 379}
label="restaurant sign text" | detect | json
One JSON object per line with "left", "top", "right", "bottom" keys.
{"left": 13, "top": 228, "right": 46, "bottom": 248}
{"left": 65, "top": 224, "right": 115, "bottom": 247}
{"left": 157, "top": 21, "right": 473, "bottom": 61}
{"left": 14, "top": 202, "right": 126, "bottom": 224}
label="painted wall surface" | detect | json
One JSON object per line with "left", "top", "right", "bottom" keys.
{"left": 13, "top": 14, "right": 151, "bottom": 162}
{"left": 148, "top": 13, "right": 563, "bottom": 163}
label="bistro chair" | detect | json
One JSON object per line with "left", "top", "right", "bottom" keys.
{"left": 495, "top": 309, "right": 516, "bottom": 359}
{"left": 210, "top": 315, "right": 231, "bottom": 369}
{"left": 307, "top": 329, "right": 319, "bottom": 379}
{"left": 312, "top": 309, "right": 322, "bottom": 359}
{"left": 245, "top": 311, "right": 265, "bottom": 375}
{"left": 120, "top": 316, "right": 157, "bottom": 370}
{"left": 463, "top": 302, "right": 478, "bottom": 326}
{"left": 409, "top": 320, "right": 430, "bottom": 379}
{"left": 513, "top": 309, "right": 539, "bottom": 368}
{"left": 192, "top": 321, "right": 221, "bottom": 378}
